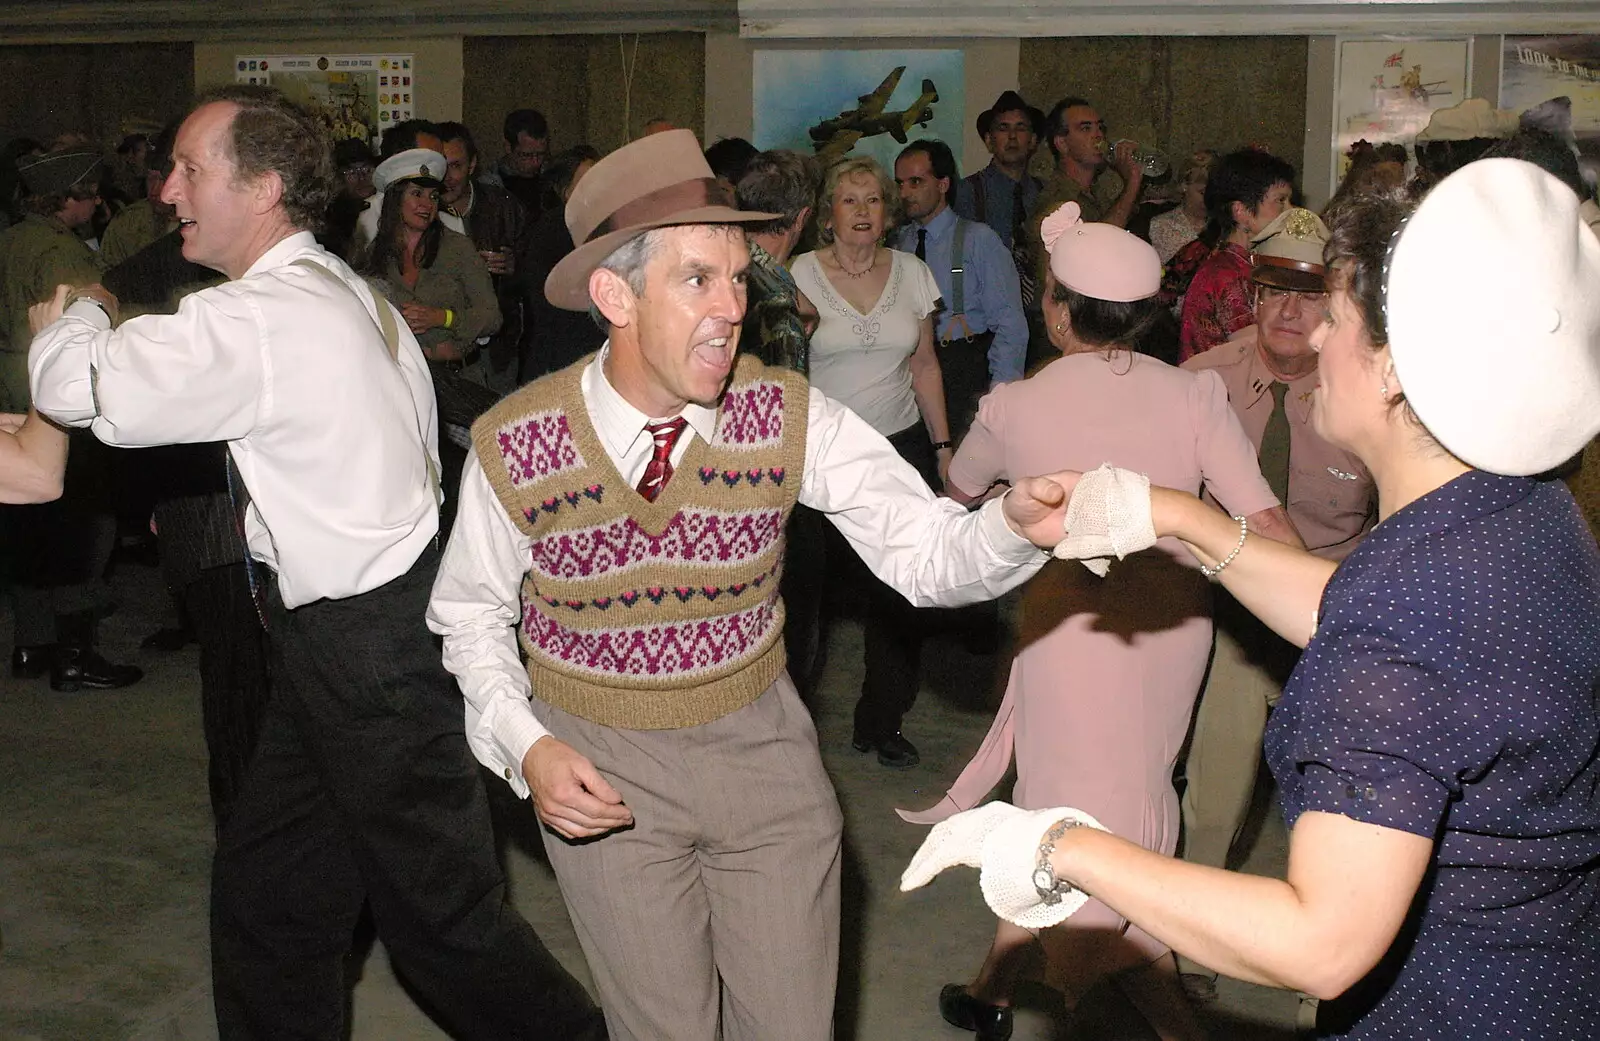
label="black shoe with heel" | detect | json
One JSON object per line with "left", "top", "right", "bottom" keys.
{"left": 939, "top": 983, "right": 1013, "bottom": 1041}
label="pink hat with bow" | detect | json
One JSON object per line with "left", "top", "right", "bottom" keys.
{"left": 1039, "top": 202, "right": 1162, "bottom": 302}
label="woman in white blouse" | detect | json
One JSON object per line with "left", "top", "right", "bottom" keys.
{"left": 790, "top": 155, "right": 953, "bottom": 769}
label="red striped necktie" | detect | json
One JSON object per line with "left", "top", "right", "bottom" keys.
{"left": 636, "top": 417, "right": 688, "bottom": 502}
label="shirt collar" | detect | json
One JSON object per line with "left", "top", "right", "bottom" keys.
{"left": 1241, "top": 330, "right": 1320, "bottom": 416}
{"left": 582, "top": 343, "right": 720, "bottom": 457}
{"left": 920, "top": 204, "right": 957, "bottom": 240}
{"left": 244, "top": 230, "right": 320, "bottom": 278}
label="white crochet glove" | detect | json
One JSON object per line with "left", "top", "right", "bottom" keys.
{"left": 1052, "top": 463, "right": 1157, "bottom": 576}
{"left": 901, "top": 802, "right": 1107, "bottom": 929}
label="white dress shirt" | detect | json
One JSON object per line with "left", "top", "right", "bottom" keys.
{"left": 427, "top": 347, "right": 1049, "bottom": 796}
{"left": 29, "top": 231, "right": 442, "bottom": 609}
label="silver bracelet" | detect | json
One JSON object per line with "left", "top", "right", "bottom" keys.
{"left": 1032, "top": 817, "right": 1081, "bottom": 906}
{"left": 1199, "top": 515, "right": 1248, "bottom": 579}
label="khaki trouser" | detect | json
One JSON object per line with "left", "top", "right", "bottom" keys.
{"left": 1176, "top": 595, "right": 1297, "bottom": 980}
{"left": 535, "top": 674, "right": 844, "bottom": 1041}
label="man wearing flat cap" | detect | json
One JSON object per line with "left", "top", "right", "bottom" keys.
{"left": 30, "top": 85, "right": 605, "bottom": 1041}
{"left": 1176, "top": 205, "right": 1376, "bottom": 999}
{"left": 427, "top": 128, "right": 1075, "bottom": 1041}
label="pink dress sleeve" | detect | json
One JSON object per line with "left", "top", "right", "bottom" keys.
{"left": 947, "top": 385, "right": 1010, "bottom": 497}
{"left": 1190, "top": 369, "right": 1279, "bottom": 518}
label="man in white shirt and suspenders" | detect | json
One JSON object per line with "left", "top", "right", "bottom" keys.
{"left": 29, "top": 85, "right": 606, "bottom": 1041}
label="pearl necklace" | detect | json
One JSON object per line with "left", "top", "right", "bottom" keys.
{"left": 832, "top": 245, "right": 877, "bottom": 279}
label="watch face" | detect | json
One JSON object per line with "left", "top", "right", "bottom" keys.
{"left": 1033, "top": 866, "right": 1054, "bottom": 891}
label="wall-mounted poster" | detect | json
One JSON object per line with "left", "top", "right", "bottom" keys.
{"left": 753, "top": 49, "right": 964, "bottom": 174}
{"left": 1501, "top": 37, "right": 1600, "bottom": 179}
{"left": 235, "top": 53, "right": 415, "bottom": 149}
{"left": 1333, "top": 38, "right": 1472, "bottom": 185}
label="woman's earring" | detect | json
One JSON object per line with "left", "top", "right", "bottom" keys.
{"left": 1380, "top": 381, "right": 1390, "bottom": 400}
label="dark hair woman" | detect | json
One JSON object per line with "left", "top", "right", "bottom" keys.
{"left": 909, "top": 159, "right": 1600, "bottom": 1041}
{"left": 915, "top": 199, "right": 1300, "bottom": 1041}
{"left": 360, "top": 147, "right": 500, "bottom": 531}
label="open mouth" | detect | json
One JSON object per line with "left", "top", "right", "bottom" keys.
{"left": 692, "top": 335, "right": 733, "bottom": 372}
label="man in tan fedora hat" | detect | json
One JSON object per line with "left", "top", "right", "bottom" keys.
{"left": 1177, "top": 206, "right": 1375, "bottom": 1005}
{"left": 428, "top": 128, "right": 1077, "bottom": 1040}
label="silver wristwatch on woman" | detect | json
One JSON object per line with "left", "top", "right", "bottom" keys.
{"left": 1031, "top": 817, "right": 1080, "bottom": 905}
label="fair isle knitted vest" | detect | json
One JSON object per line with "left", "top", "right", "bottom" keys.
{"left": 471, "top": 352, "right": 809, "bottom": 729}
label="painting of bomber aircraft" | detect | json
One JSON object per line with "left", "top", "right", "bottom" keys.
{"left": 806, "top": 67, "right": 940, "bottom": 161}
{"left": 753, "top": 48, "right": 966, "bottom": 172}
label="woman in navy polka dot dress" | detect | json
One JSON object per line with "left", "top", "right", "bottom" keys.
{"left": 906, "top": 159, "right": 1600, "bottom": 1039}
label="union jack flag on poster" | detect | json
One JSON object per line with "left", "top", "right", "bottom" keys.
{"left": 1385, "top": 50, "right": 1405, "bottom": 67}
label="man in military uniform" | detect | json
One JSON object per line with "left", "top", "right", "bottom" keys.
{"left": 0, "top": 150, "right": 141, "bottom": 691}
{"left": 1177, "top": 206, "right": 1376, "bottom": 1001}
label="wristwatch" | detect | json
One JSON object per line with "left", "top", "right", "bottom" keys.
{"left": 1031, "top": 817, "right": 1080, "bottom": 906}
{"left": 931, "top": 440, "right": 954, "bottom": 451}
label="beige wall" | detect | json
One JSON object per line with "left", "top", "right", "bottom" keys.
{"left": 193, "top": 37, "right": 464, "bottom": 125}
{"left": 463, "top": 33, "right": 704, "bottom": 162}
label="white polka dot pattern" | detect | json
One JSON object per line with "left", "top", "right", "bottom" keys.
{"left": 1266, "top": 472, "right": 1600, "bottom": 1038}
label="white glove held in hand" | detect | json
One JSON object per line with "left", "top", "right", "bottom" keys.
{"left": 901, "top": 802, "right": 1108, "bottom": 929}
{"left": 1052, "top": 463, "right": 1157, "bottom": 576}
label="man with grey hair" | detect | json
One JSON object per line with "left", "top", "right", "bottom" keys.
{"left": 427, "top": 129, "right": 1075, "bottom": 1040}
{"left": 28, "top": 84, "right": 605, "bottom": 1041}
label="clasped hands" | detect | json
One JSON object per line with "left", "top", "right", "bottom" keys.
{"left": 399, "top": 301, "right": 448, "bottom": 336}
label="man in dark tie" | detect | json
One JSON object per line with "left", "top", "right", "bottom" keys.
{"left": 1178, "top": 206, "right": 1377, "bottom": 1003}
{"left": 953, "top": 90, "right": 1045, "bottom": 309}
{"left": 894, "top": 138, "right": 1027, "bottom": 446}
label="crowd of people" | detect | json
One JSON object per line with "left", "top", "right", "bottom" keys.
{"left": 2, "top": 77, "right": 1598, "bottom": 1041}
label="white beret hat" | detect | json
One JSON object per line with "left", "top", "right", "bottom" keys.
{"left": 1386, "top": 158, "right": 1600, "bottom": 475}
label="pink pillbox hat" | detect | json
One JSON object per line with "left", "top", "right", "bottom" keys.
{"left": 1039, "top": 202, "right": 1162, "bottom": 302}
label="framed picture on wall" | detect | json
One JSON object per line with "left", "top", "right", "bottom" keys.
{"left": 752, "top": 49, "right": 966, "bottom": 174}
{"left": 236, "top": 53, "right": 415, "bottom": 150}
{"left": 1332, "top": 38, "right": 1472, "bottom": 188}
{"left": 1501, "top": 37, "right": 1600, "bottom": 181}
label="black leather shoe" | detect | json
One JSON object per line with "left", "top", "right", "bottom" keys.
{"left": 11, "top": 645, "right": 54, "bottom": 679}
{"left": 51, "top": 647, "right": 144, "bottom": 692}
{"left": 939, "top": 983, "right": 1013, "bottom": 1040}
{"left": 852, "top": 729, "right": 920, "bottom": 769}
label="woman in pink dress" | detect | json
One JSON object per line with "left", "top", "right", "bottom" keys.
{"left": 908, "top": 202, "right": 1299, "bottom": 1040}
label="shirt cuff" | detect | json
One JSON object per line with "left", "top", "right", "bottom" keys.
{"left": 493, "top": 702, "right": 551, "bottom": 799}
{"left": 980, "top": 492, "right": 1048, "bottom": 564}
{"left": 65, "top": 300, "right": 113, "bottom": 328}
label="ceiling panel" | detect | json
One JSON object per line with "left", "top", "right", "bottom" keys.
{"left": 0, "top": 1, "right": 738, "bottom": 43}
{"left": 740, "top": 0, "right": 1600, "bottom": 37}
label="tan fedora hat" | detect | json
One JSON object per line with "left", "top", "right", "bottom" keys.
{"left": 545, "top": 129, "right": 779, "bottom": 311}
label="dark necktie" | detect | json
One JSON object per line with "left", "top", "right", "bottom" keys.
{"left": 1011, "top": 185, "right": 1037, "bottom": 309}
{"left": 636, "top": 418, "right": 688, "bottom": 502}
{"left": 915, "top": 227, "right": 927, "bottom": 261}
{"left": 1258, "top": 381, "right": 1292, "bottom": 504}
